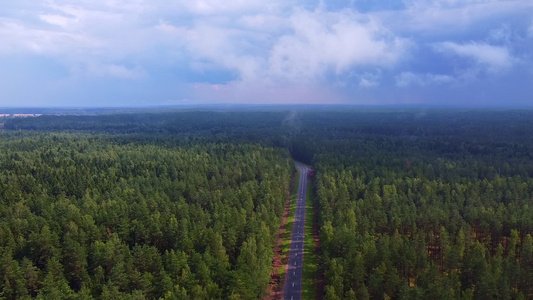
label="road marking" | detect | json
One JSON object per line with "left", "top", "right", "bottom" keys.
{"left": 286, "top": 165, "right": 309, "bottom": 300}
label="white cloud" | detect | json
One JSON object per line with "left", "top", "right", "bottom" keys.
{"left": 434, "top": 41, "right": 514, "bottom": 72}
{"left": 357, "top": 70, "right": 382, "bottom": 87}
{"left": 359, "top": 78, "right": 378, "bottom": 87}
{"left": 157, "top": 22, "right": 266, "bottom": 81}
{"left": 267, "top": 9, "right": 409, "bottom": 81}
{"left": 238, "top": 14, "right": 288, "bottom": 32}
{"left": 406, "top": 0, "right": 500, "bottom": 9}
{"left": 173, "top": 0, "right": 286, "bottom": 15}
{"left": 488, "top": 25, "right": 512, "bottom": 43}
{"left": 396, "top": 72, "right": 454, "bottom": 87}
{"left": 39, "top": 14, "right": 76, "bottom": 28}
{"left": 84, "top": 62, "right": 146, "bottom": 79}
{"left": 0, "top": 2, "right": 162, "bottom": 79}
{"left": 384, "top": 0, "right": 533, "bottom": 34}
{"left": 159, "top": 8, "right": 409, "bottom": 83}
{"left": 3, "top": 1, "right": 293, "bottom": 82}
{"left": 0, "top": 17, "right": 102, "bottom": 55}
{"left": 0, "top": 0, "right": 531, "bottom": 106}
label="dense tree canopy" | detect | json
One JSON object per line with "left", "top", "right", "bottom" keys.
{"left": 305, "top": 110, "right": 533, "bottom": 299}
{"left": 0, "top": 133, "right": 291, "bottom": 299}
{"left": 4, "top": 108, "right": 533, "bottom": 299}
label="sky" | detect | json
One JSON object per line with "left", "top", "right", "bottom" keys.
{"left": 0, "top": 0, "right": 532, "bottom": 107}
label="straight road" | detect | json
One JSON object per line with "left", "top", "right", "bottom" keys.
{"left": 284, "top": 162, "right": 310, "bottom": 300}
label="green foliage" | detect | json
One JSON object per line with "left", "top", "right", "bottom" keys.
{"left": 310, "top": 110, "right": 533, "bottom": 299}
{"left": 0, "top": 132, "right": 292, "bottom": 299}
{"left": 5, "top": 108, "right": 533, "bottom": 299}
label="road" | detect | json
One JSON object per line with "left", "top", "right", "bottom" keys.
{"left": 284, "top": 162, "right": 310, "bottom": 300}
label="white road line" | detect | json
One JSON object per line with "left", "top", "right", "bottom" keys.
{"left": 287, "top": 165, "right": 309, "bottom": 300}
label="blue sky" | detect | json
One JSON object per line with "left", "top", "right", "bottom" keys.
{"left": 0, "top": 0, "right": 532, "bottom": 107}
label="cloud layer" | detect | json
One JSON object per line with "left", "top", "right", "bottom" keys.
{"left": 0, "top": 0, "right": 532, "bottom": 106}
{"left": 435, "top": 42, "right": 514, "bottom": 73}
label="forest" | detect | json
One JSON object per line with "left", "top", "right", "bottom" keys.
{"left": 2, "top": 108, "right": 533, "bottom": 299}
{"left": 0, "top": 132, "right": 292, "bottom": 299}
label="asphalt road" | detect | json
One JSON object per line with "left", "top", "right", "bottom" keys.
{"left": 284, "top": 162, "right": 309, "bottom": 300}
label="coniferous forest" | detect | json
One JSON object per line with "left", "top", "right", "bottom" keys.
{"left": 0, "top": 132, "right": 292, "bottom": 299}
{"left": 2, "top": 109, "right": 533, "bottom": 299}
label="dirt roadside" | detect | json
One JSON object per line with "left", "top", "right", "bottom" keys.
{"left": 264, "top": 170, "right": 297, "bottom": 300}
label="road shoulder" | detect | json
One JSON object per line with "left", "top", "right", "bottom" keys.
{"left": 264, "top": 165, "right": 299, "bottom": 300}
